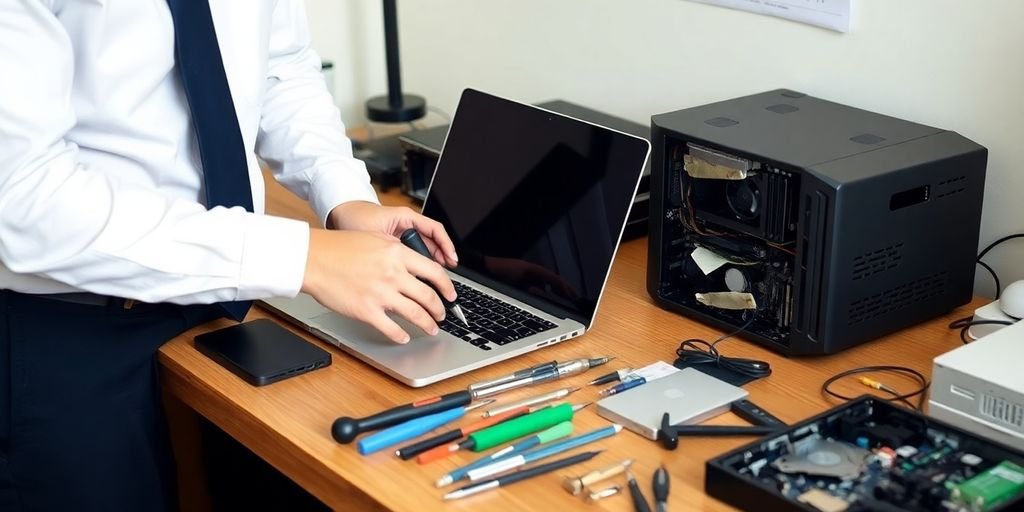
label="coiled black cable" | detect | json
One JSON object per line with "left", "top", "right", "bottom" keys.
{"left": 675, "top": 313, "right": 772, "bottom": 380}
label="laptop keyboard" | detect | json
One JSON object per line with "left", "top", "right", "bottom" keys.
{"left": 439, "top": 281, "right": 558, "bottom": 350}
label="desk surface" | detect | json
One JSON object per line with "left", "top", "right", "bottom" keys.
{"left": 159, "top": 175, "right": 983, "bottom": 511}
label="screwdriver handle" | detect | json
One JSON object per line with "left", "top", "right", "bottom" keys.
{"left": 397, "top": 407, "right": 527, "bottom": 460}
{"left": 331, "top": 390, "right": 472, "bottom": 444}
{"left": 670, "top": 425, "right": 779, "bottom": 436}
{"left": 653, "top": 465, "right": 670, "bottom": 512}
{"left": 469, "top": 403, "right": 574, "bottom": 451}
{"left": 730, "top": 399, "right": 787, "bottom": 427}
{"left": 400, "top": 229, "right": 456, "bottom": 309}
{"left": 358, "top": 406, "right": 466, "bottom": 455}
{"left": 628, "top": 473, "right": 652, "bottom": 512}
{"left": 397, "top": 429, "right": 462, "bottom": 460}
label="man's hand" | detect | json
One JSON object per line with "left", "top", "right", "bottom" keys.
{"left": 327, "top": 201, "right": 458, "bottom": 267}
{"left": 301, "top": 229, "right": 456, "bottom": 344}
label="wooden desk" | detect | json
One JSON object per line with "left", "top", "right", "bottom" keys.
{"left": 160, "top": 175, "right": 984, "bottom": 511}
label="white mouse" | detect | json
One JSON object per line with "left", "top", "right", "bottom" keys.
{"left": 1000, "top": 280, "right": 1024, "bottom": 319}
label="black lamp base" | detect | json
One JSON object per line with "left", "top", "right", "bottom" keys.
{"left": 366, "top": 94, "right": 426, "bottom": 123}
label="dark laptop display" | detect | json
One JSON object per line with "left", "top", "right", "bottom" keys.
{"left": 423, "top": 89, "right": 650, "bottom": 326}
{"left": 262, "top": 88, "right": 649, "bottom": 386}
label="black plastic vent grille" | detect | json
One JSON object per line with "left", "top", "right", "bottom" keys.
{"left": 936, "top": 176, "right": 967, "bottom": 199}
{"left": 851, "top": 243, "right": 904, "bottom": 280}
{"left": 847, "top": 272, "right": 946, "bottom": 325}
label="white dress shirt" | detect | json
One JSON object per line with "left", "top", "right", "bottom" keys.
{"left": 0, "top": 0, "right": 378, "bottom": 304}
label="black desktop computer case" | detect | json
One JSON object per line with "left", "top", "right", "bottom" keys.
{"left": 647, "top": 89, "right": 987, "bottom": 355}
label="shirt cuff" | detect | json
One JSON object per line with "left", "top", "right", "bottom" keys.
{"left": 237, "top": 213, "right": 310, "bottom": 300}
{"left": 308, "top": 160, "right": 380, "bottom": 228}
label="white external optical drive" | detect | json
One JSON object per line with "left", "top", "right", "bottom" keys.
{"left": 596, "top": 368, "right": 748, "bottom": 440}
{"left": 930, "top": 319, "right": 1024, "bottom": 451}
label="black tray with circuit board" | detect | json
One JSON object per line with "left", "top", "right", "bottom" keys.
{"left": 706, "top": 396, "right": 1024, "bottom": 512}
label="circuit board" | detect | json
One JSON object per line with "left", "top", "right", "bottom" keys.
{"left": 707, "top": 397, "right": 1024, "bottom": 512}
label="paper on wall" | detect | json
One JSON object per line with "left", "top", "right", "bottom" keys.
{"left": 685, "top": 0, "right": 851, "bottom": 33}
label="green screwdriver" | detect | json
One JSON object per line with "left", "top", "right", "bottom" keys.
{"left": 416, "top": 402, "right": 588, "bottom": 463}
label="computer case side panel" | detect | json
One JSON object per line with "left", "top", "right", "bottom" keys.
{"left": 810, "top": 132, "right": 987, "bottom": 351}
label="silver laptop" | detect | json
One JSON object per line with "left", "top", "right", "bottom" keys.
{"left": 263, "top": 89, "right": 650, "bottom": 387}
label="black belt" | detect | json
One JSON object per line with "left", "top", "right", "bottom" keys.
{"left": 34, "top": 292, "right": 138, "bottom": 309}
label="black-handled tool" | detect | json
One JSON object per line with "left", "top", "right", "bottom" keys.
{"left": 669, "top": 425, "right": 780, "bottom": 435}
{"left": 730, "top": 399, "right": 787, "bottom": 427}
{"left": 396, "top": 430, "right": 463, "bottom": 460}
{"left": 657, "top": 412, "right": 782, "bottom": 450}
{"left": 627, "top": 470, "right": 652, "bottom": 512}
{"left": 331, "top": 390, "right": 472, "bottom": 444}
{"left": 399, "top": 228, "right": 468, "bottom": 326}
{"left": 653, "top": 465, "right": 669, "bottom": 512}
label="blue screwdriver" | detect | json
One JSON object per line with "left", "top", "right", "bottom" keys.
{"left": 357, "top": 399, "right": 494, "bottom": 455}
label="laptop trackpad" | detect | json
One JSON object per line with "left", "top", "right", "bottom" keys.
{"left": 306, "top": 311, "right": 480, "bottom": 376}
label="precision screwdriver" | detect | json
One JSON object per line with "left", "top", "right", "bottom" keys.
{"left": 588, "top": 368, "right": 635, "bottom": 386}
{"left": 332, "top": 389, "right": 473, "bottom": 443}
{"left": 443, "top": 450, "right": 602, "bottom": 501}
{"left": 481, "top": 386, "right": 580, "bottom": 418}
{"left": 468, "top": 360, "right": 558, "bottom": 392}
{"left": 471, "top": 357, "right": 613, "bottom": 399}
{"left": 435, "top": 421, "right": 575, "bottom": 486}
{"left": 627, "top": 470, "right": 652, "bottom": 512}
{"left": 653, "top": 465, "right": 670, "bottom": 512}
{"left": 395, "top": 406, "right": 528, "bottom": 460}
{"left": 466, "top": 425, "right": 622, "bottom": 482}
{"left": 417, "top": 402, "right": 587, "bottom": 464}
{"left": 399, "top": 229, "right": 468, "bottom": 326}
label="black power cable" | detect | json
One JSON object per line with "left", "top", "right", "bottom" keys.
{"left": 975, "top": 233, "right": 1024, "bottom": 299}
{"left": 946, "top": 315, "right": 1011, "bottom": 344}
{"left": 946, "top": 232, "right": 1024, "bottom": 342}
{"left": 675, "top": 313, "right": 772, "bottom": 380}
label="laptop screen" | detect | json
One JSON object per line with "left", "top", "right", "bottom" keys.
{"left": 422, "top": 89, "right": 650, "bottom": 325}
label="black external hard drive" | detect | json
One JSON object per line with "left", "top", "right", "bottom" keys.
{"left": 194, "top": 319, "right": 331, "bottom": 386}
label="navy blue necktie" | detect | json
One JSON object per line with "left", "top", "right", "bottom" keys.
{"left": 167, "top": 0, "right": 253, "bottom": 321}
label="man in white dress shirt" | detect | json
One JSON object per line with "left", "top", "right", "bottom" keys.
{"left": 0, "top": 1, "right": 458, "bottom": 510}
